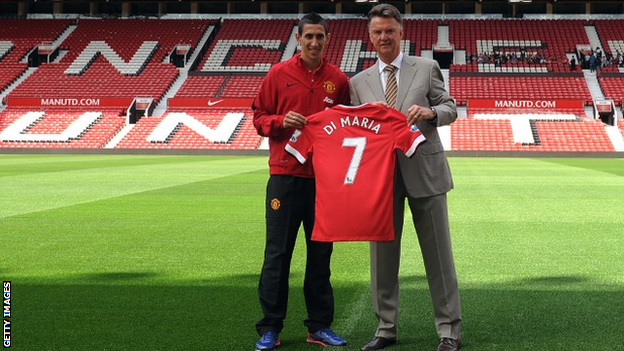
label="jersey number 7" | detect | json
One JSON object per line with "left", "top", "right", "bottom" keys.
{"left": 342, "top": 137, "right": 366, "bottom": 185}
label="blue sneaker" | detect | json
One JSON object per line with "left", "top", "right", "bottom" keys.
{"left": 255, "top": 331, "right": 281, "bottom": 350}
{"left": 306, "top": 328, "right": 347, "bottom": 346}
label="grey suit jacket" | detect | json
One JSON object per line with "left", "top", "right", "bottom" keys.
{"left": 349, "top": 55, "right": 457, "bottom": 198}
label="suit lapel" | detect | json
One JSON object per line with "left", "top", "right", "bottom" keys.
{"left": 364, "top": 62, "right": 385, "bottom": 103}
{"left": 397, "top": 56, "right": 418, "bottom": 112}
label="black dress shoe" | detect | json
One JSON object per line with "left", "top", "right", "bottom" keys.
{"left": 360, "top": 336, "right": 397, "bottom": 351}
{"left": 436, "top": 337, "right": 460, "bottom": 351}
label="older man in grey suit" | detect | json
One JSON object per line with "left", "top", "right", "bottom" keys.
{"left": 349, "top": 4, "right": 462, "bottom": 351}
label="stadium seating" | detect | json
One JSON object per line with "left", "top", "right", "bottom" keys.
{"left": 451, "top": 116, "right": 614, "bottom": 152}
{"left": 325, "top": 19, "right": 368, "bottom": 69}
{"left": 450, "top": 76, "right": 592, "bottom": 106}
{"left": 448, "top": 19, "right": 587, "bottom": 73}
{"left": 598, "top": 77, "right": 624, "bottom": 106}
{"left": 0, "top": 107, "right": 125, "bottom": 148}
{"left": 199, "top": 19, "right": 295, "bottom": 72}
{"left": 326, "top": 18, "right": 440, "bottom": 73}
{"left": 0, "top": 17, "right": 622, "bottom": 153}
{"left": 0, "top": 63, "right": 28, "bottom": 95}
{"left": 592, "top": 19, "right": 624, "bottom": 73}
{"left": 115, "top": 108, "right": 261, "bottom": 150}
{"left": 175, "top": 75, "right": 227, "bottom": 99}
{"left": 0, "top": 19, "right": 74, "bottom": 93}
{"left": 11, "top": 59, "right": 179, "bottom": 102}
{"left": 8, "top": 19, "right": 213, "bottom": 104}
{"left": 175, "top": 75, "right": 262, "bottom": 99}
{"left": 220, "top": 76, "right": 263, "bottom": 98}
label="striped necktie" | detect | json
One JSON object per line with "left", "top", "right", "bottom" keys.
{"left": 384, "top": 65, "right": 398, "bottom": 108}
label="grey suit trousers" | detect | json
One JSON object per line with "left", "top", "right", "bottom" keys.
{"left": 370, "top": 168, "right": 462, "bottom": 340}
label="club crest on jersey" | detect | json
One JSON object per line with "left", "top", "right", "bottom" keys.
{"left": 290, "top": 129, "right": 302, "bottom": 142}
{"left": 323, "top": 80, "right": 336, "bottom": 94}
{"left": 270, "top": 198, "right": 281, "bottom": 211}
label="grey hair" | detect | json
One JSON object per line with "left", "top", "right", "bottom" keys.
{"left": 367, "top": 4, "right": 403, "bottom": 29}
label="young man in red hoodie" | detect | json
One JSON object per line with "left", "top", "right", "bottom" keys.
{"left": 252, "top": 12, "right": 350, "bottom": 351}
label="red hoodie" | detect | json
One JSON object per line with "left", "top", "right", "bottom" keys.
{"left": 253, "top": 54, "right": 349, "bottom": 177}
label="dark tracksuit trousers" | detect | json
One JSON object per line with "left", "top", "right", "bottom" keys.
{"left": 256, "top": 175, "right": 334, "bottom": 335}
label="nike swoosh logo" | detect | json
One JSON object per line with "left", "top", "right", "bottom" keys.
{"left": 207, "top": 99, "right": 223, "bottom": 106}
{"left": 286, "top": 83, "right": 295, "bottom": 87}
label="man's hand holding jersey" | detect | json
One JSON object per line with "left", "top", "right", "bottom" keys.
{"left": 283, "top": 111, "right": 307, "bottom": 129}
{"left": 407, "top": 104, "right": 436, "bottom": 126}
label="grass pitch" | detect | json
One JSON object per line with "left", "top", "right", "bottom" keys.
{"left": 1, "top": 155, "right": 623, "bottom": 350}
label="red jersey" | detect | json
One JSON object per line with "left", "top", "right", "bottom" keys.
{"left": 253, "top": 54, "right": 350, "bottom": 177}
{"left": 285, "top": 103, "right": 426, "bottom": 242}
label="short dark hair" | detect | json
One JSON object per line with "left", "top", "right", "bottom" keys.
{"left": 367, "top": 4, "right": 403, "bottom": 28}
{"left": 298, "top": 12, "right": 328, "bottom": 35}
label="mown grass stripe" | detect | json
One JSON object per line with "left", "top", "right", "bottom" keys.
{"left": 0, "top": 155, "right": 267, "bottom": 218}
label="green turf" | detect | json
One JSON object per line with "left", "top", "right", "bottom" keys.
{"left": 1, "top": 155, "right": 623, "bottom": 350}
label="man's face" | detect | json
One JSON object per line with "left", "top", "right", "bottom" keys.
{"left": 296, "top": 24, "right": 328, "bottom": 63}
{"left": 369, "top": 16, "right": 403, "bottom": 63}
